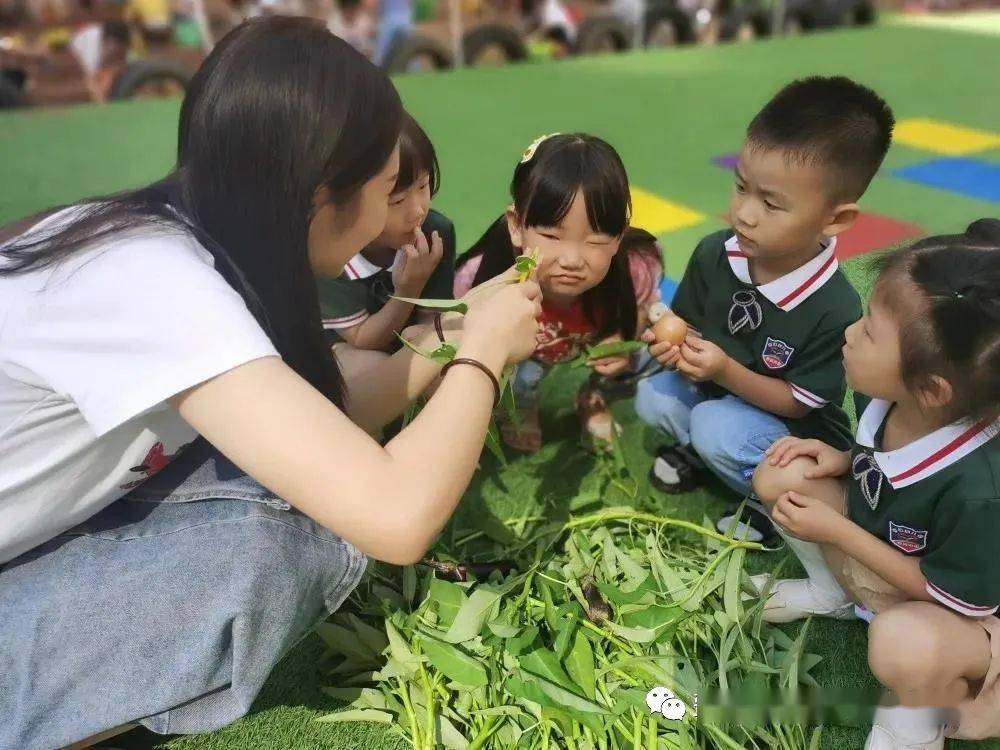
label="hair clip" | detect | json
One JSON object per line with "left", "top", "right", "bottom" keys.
{"left": 520, "top": 133, "right": 560, "bottom": 164}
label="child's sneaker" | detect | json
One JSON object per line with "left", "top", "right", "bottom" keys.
{"left": 649, "top": 445, "right": 702, "bottom": 493}
{"left": 716, "top": 501, "right": 781, "bottom": 549}
{"left": 865, "top": 706, "right": 947, "bottom": 750}
{"left": 500, "top": 403, "right": 542, "bottom": 453}
{"left": 749, "top": 573, "right": 855, "bottom": 623}
{"left": 578, "top": 385, "right": 621, "bottom": 454}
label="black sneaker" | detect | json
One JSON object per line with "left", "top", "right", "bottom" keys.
{"left": 715, "top": 500, "right": 783, "bottom": 551}
{"left": 649, "top": 445, "right": 702, "bottom": 494}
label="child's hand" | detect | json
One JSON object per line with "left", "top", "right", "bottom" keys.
{"left": 765, "top": 437, "right": 850, "bottom": 478}
{"left": 589, "top": 357, "right": 630, "bottom": 377}
{"left": 676, "top": 336, "right": 729, "bottom": 382}
{"left": 587, "top": 335, "right": 632, "bottom": 377}
{"left": 771, "top": 491, "right": 846, "bottom": 544}
{"left": 393, "top": 229, "right": 444, "bottom": 297}
{"left": 641, "top": 328, "right": 681, "bottom": 369}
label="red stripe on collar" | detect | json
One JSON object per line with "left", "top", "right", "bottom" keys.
{"left": 889, "top": 419, "right": 994, "bottom": 484}
{"left": 776, "top": 252, "right": 837, "bottom": 310}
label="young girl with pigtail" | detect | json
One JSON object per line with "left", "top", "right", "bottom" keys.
{"left": 752, "top": 219, "right": 1000, "bottom": 749}
{"left": 454, "top": 133, "right": 664, "bottom": 452}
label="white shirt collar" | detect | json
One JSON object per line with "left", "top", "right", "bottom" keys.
{"left": 855, "top": 399, "right": 999, "bottom": 489}
{"left": 724, "top": 234, "right": 840, "bottom": 312}
{"left": 343, "top": 250, "right": 402, "bottom": 280}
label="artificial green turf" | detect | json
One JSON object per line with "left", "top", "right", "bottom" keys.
{"left": 2, "top": 22, "right": 998, "bottom": 750}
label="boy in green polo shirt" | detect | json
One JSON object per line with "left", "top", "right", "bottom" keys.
{"left": 635, "top": 76, "right": 894, "bottom": 543}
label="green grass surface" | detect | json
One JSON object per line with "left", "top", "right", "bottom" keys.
{"left": 2, "top": 22, "right": 999, "bottom": 750}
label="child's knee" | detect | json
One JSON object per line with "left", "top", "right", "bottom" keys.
{"left": 868, "top": 603, "right": 949, "bottom": 689}
{"left": 688, "top": 407, "right": 730, "bottom": 464}
{"left": 634, "top": 375, "right": 685, "bottom": 431}
{"left": 688, "top": 400, "right": 766, "bottom": 468}
{"left": 751, "top": 457, "right": 817, "bottom": 507}
{"left": 633, "top": 378, "right": 659, "bottom": 426}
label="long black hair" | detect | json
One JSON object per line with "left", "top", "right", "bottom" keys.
{"left": 875, "top": 218, "right": 1000, "bottom": 424}
{"left": 457, "top": 133, "right": 638, "bottom": 340}
{"left": 0, "top": 17, "right": 403, "bottom": 409}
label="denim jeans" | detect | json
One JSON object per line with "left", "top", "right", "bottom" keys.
{"left": 511, "top": 359, "right": 549, "bottom": 407}
{"left": 0, "top": 439, "right": 367, "bottom": 750}
{"left": 635, "top": 369, "right": 789, "bottom": 495}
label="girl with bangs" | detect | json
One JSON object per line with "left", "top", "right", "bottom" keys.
{"left": 455, "top": 133, "right": 664, "bottom": 452}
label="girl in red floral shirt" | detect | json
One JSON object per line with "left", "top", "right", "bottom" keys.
{"left": 454, "top": 133, "right": 663, "bottom": 451}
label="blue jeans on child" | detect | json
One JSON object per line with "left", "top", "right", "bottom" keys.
{"left": 512, "top": 359, "right": 548, "bottom": 407}
{"left": 0, "top": 439, "right": 367, "bottom": 749}
{"left": 635, "top": 369, "right": 789, "bottom": 495}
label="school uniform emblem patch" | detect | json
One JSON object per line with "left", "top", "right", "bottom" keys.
{"left": 888, "top": 521, "right": 928, "bottom": 554}
{"left": 852, "top": 452, "right": 884, "bottom": 510}
{"left": 761, "top": 337, "right": 795, "bottom": 370}
{"left": 728, "top": 290, "right": 763, "bottom": 335}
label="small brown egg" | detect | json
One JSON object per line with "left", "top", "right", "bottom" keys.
{"left": 652, "top": 314, "right": 688, "bottom": 347}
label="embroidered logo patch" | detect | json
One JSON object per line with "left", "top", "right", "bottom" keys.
{"left": 888, "top": 521, "right": 928, "bottom": 554}
{"left": 852, "top": 452, "right": 884, "bottom": 510}
{"left": 728, "top": 290, "right": 763, "bottom": 335}
{"left": 761, "top": 337, "right": 795, "bottom": 370}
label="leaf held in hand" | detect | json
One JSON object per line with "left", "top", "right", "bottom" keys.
{"left": 391, "top": 296, "right": 468, "bottom": 314}
{"left": 584, "top": 340, "right": 645, "bottom": 361}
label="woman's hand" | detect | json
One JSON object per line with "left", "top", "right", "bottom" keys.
{"left": 765, "top": 437, "right": 850, "bottom": 479}
{"left": 462, "top": 278, "right": 542, "bottom": 367}
{"left": 771, "top": 491, "right": 847, "bottom": 544}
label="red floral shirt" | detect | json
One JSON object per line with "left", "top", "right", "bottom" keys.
{"left": 454, "top": 249, "right": 663, "bottom": 365}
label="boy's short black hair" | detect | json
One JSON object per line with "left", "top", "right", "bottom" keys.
{"left": 746, "top": 76, "right": 895, "bottom": 201}
{"left": 395, "top": 112, "right": 440, "bottom": 197}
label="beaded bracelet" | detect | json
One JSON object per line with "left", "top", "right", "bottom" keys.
{"left": 440, "top": 357, "right": 502, "bottom": 407}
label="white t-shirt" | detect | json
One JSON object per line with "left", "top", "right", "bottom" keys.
{"left": 0, "top": 209, "right": 279, "bottom": 563}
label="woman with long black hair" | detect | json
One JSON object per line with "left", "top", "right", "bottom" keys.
{"left": 0, "top": 17, "right": 540, "bottom": 748}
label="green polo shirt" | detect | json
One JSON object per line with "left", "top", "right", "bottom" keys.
{"left": 847, "top": 395, "right": 1000, "bottom": 617}
{"left": 317, "top": 209, "right": 455, "bottom": 333}
{"left": 671, "top": 229, "right": 861, "bottom": 449}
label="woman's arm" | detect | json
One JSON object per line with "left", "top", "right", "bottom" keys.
{"left": 342, "top": 318, "right": 458, "bottom": 432}
{"left": 171, "top": 282, "right": 540, "bottom": 566}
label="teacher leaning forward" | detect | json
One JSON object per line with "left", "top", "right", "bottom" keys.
{"left": 0, "top": 17, "right": 540, "bottom": 749}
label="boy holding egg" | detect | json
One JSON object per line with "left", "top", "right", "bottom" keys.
{"left": 636, "top": 76, "right": 895, "bottom": 542}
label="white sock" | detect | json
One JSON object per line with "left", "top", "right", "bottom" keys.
{"left": 772, "top": 524, "right": 850, "bottom": 607}
{"left": 873, "top": 705, "right": 944, "bottom": 743}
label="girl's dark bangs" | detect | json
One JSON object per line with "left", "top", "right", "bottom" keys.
{"left": 521, "top": 157, "right": 581, "bottom": 229}
{"left": 393, "top": 119, "right": 438, "bottom": 194}
{"left": 581, "top": 166, "right": 629, "bottom": 237}
{"left": 520, "top": 144, "right": 629, "bottom": 236}
{"left": 394, "top": 141, "right": 425, "bottom": 193}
